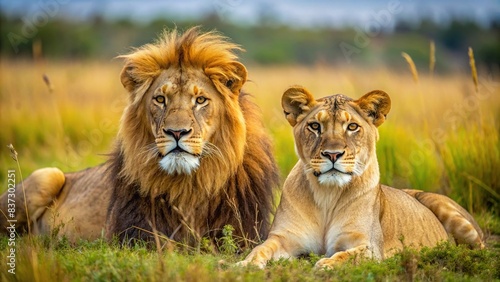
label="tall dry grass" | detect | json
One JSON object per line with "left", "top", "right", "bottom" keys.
{"left": 0, "top": 59, "right": 125, "bottom": 178}
{"left": 0, "top": 58, "right": 499, "bottom": 214}
{"left": 429, "top": 41, "right": 436, "bottom": 76}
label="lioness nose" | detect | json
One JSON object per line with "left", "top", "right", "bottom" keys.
{"left": 164, "top": 128, "right": 192, "bottom": 141}
{"left": 321, "top": 150, "right": 345, "bottom": 163}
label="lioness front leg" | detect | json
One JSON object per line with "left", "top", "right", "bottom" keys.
{"left": 238, "top": 235, "right": 296, "bottom": 269}
{"left": 315, "top": 244, "right": 371, "bottom": 269}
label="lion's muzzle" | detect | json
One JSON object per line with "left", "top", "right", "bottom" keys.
{"left": 164, "top": 128, "right": 192, "bottom": 141}
{"left": 156, "top": 127, "right": 203, "bottom": 175}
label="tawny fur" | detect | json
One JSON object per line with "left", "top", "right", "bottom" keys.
{"left": 0, "top": 168, "right": 64, "bottom": 234}
{"left": 239, "top": 86, "right": 484, "bottom": 269}
{"left": 0, "top": 27, "right": 279, "bottom": 247}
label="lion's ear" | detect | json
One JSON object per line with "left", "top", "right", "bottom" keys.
{"left": 281, "top": 86, "right": 317, "bottom": 126}
{"left": 355, "top": 90, "right": 391, "bottom": 127}
{"left": 210, "top": 62, "right": 247, "bottom": 96}
{"left": 119, "top": 60, "right": 156, "bottom": 104}
{"left": 120, "top": 62, "right": 138, "bottom": 93}
{"left": 226, "top": 62, "right": 247, "bottom": 94}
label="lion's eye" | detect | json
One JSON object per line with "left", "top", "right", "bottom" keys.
{"left": 154, "top": 95, "right": 165, "bottom": 104}
{"left": 347, "top": 123, "right": 359, "bottom": 131}
{"left": 308, "top": 122, "right": 321, "bottom": 132}
{"left": 196, "top": 96, "right": 207, "bottom": 104}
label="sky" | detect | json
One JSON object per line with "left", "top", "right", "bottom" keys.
{"left": 1, "top": 0, "right": 499, "bottom": 29}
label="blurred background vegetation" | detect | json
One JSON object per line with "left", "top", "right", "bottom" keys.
{"left": 1, "top": 6, "right": 499, "bottom": 69}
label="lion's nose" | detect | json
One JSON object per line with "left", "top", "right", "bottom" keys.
{"left": 164, "top": 128, "right": 192, "bottom": 141}
{"left": 321, "top": 150, "right": 345, "bottom": 163}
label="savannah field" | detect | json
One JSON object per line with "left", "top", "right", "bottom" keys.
{"left": 0, "top": 57, "right": 500, "bottom": 281}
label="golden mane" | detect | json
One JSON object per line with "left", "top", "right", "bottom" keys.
{"left": 118, "top": 27, "right": 245, "bottom": 104}
{"left": 106, "top": 27, "right": 279, "bottom": 245}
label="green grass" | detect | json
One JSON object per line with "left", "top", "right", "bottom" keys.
{"left": 1, "top": 236, "right": 499, "bottom": 281}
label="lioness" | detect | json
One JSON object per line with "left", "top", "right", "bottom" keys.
{"left": 0, "top": 27, "right": 279, "bottom": 246}
{"left": 239, "top": 86, "right": 484, "bottom": 269}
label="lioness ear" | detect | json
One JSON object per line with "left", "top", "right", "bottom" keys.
{"left": 355, "top": 90, "right": 391, "bottom": 127}
{"left": 282, "top": 86, "right": 317, "bottom": 126}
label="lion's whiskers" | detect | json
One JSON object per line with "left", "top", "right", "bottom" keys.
{"left": 138, "top": 143, "right": 157, "bottom": 155}
{"left": 138, "top": 143, "right": 159, "bottom": 164}
{"left": 201, "top": 142, "right": 223, "bottom": 160}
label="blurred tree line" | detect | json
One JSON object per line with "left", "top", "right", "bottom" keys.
{"left": 1, "top": 11, "right": 499, "bottom": 71}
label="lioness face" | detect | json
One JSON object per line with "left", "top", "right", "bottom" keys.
{"left": 282, "top": 86, "right": 391, "bottom": 188}
{"left": 146, "top": 68, "right": 224, "bottom": 175}
{"left": 298, "top": 98, "right": 373, "bottom": 187}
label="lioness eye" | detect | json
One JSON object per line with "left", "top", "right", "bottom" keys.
{"left": 154, "top": 96, "right": 165, "bottom": 104}
{"left": 308, "top": 122, "right": 321, "bottom": 132}
{"left": 347, "top": 123, "right": 359, "bottom": 131}
{"left": 196, "top": 96, "right": 207, "bottom": 104}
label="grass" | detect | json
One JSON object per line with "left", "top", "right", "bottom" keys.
{"left": 0, "top": 236, "right": 499, "bottom": 281}
{"left": 0, "top": 56, "right": 499, "bottom": 280}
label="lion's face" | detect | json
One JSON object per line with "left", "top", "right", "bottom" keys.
{"left": 145, "top": 68, "right": 224, "bottom": 175}
{"left": 282, "top": 86, "right": 391, "bottom": 188}
{"left": 119, "top": 56, "right": 248, "bottom": 181}
{"left": 119, "top": 48, "right": 248, "bottom": 182}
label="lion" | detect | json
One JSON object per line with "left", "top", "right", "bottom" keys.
{"left": 0, "top": 27, "right": 280, "bottom": 247}
{"left": 238, "top": 86, "right": 484, "bottom": 269}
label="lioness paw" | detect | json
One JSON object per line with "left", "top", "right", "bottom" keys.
{"left": 314, "top": 252, "right": 351, "bottom": 270}
{"left": 314, "top": 258, "right": 331, "bottom": 269}
{"left": 315, "top": 257, "right": 339, "bottom": 270}
{"left": 235, "top": 259, "right": 266, "bottom": 269}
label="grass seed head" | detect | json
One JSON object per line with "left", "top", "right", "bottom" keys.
{"left": 468, "top": 47, "right": 479, "bottom": 93}
{"left": 429, "top": 41, "right": 436, "bottom": 75}
{"left": 7, "top": 144, "right": 18, "bottom": 162}
{"left": 402, "top": 52, "right": 419, "bottom": 84}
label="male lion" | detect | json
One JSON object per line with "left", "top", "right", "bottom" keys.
{"left": 0, "top": 27, "right": 279, "bottom": 247}
{"left": 239, "top": 86, "right": 484, "bottom": 269}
